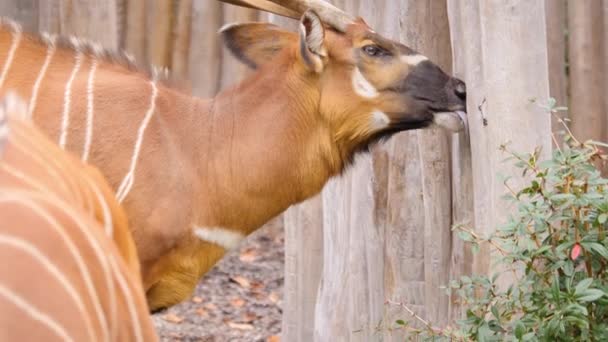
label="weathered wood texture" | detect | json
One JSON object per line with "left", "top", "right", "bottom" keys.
{"left": 448, "top": 0, "right": 552, "bottom": 280}
{"left": 568, "top": 0, "right": 606, "bottom": 143}
{"left": 0, "top": 0, "right": 602, "bottom": 340}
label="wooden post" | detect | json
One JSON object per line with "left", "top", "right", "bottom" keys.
{"left": 124, "top": 0, "right": 147, "bottom": 63}
{"left": 568, "top": 0, "right": 606, "bottom": 142}
{"left": 147, "top": 0, "right": 174, "bottom": 68}
{"left": 447, "top": 0, "right": 552, "bottom": 280}
{"left": 545, "top": 0, "right": 568, "bottom": 109}
{"left": 0, "top": 0, "right": 38, "bottom": 31}
{"left": 312, "top": 0, "right": 458, "bottom": 340}
{"left": 188, "top": 0, "right": 223, "bottom": 98}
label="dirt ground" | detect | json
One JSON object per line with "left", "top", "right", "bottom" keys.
{"left": 152, "top": 217, "right": 284, "bottom": 342}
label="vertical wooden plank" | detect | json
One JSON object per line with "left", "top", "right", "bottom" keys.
{"left": 568, "top": 0, "right": 606, "bottom": 142}
{"left": 188, "top": 0, "right": 223, "bottom": 98}
{"left": 147, "top": 0, "right": 174, "bottom": 67}
{"left": 448, "top": 0, "right": 552, "bottom": 282}
{"left": 38, "top": 0, "right": 62, "bottom": 33}
{"left": 172, "top": 0, "right": 193, "bottom": 80}
{"left": 314, "top": 1, "right": 386, "bottom": 341}
{"left": 545, "top": 0, "right": 568, "bottom": 110}
{"left": 124, "top": 0, "right": 147, "bottom": 63}
{"left": 0, "top": 0, "right": 39, "bottom": 32}
{"left": 445, "top": 0, "right": 475, "bottom": 324}
{"left": 398, "top": 0, "right": 454, "bottom": 328}
{"left": 57, "top": 0, "right": 119, "bottom": 49}
{"left": 281, "top": 196, "right": 323, "bottom": 342}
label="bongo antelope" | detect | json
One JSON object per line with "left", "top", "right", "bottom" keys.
{"left": 0, "top": 94, "right": 157, "bottom": 341}
{"left": 0, "top": 0, "right": 466, "bottom": 311}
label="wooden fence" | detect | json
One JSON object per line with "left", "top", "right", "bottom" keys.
{"left": 0, "top": 0, "right": 606, "bottom": 341}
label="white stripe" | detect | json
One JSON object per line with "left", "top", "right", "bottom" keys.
{"left": 108, "top": 256, "right": 144, "bottom": 342}
{"left": 0, "top": 283, "right": 74, "bottom": 342}
{"left": 352, "top": 67, "right": 378, "bottom": 99}
{"left": 28, "top": 35, "right": 56, "bottom": 118}
{"left": 0, "top": 233, "right": 94, "bottom": 340}
{"left": 401, "top": 54, "right": 428, "bottom": 66}
{"left": 59, "top": 50, "right": 84, "bottom": 149}
{"left": 2, "top": 189, "right": 116, "bottom": 341}
{"left": 370, "top": 110, "right": 390, "bottom": 130}
{"left": 82, "top": 59, "right": 98, "bottom": 161}
{"left": 1, "top": 195, "right": 107, "bottom": 342}
{"left": 193, "top": 226, "right": 245, "bottom": 250}
{"left": 115, "top": 79, "right": 158, "bottom": 203}
{"left": 0, "top": 23, "right": 21, "bottom": 89}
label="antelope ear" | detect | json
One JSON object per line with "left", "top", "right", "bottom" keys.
{"left": 298, "top": 10, "right": 327, "bottom": 73}
{"left": 220, "top": 22, "right": 295, "bottom": 69}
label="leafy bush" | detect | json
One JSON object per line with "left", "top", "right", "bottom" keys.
{"left": 395, "top": 100, "right": 608, "bottom": 341}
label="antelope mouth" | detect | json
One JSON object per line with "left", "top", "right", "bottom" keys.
{"left": 432, "top": 110, "right": 467, "bottom": 133}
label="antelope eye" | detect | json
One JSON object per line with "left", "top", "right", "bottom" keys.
{"left": 362, "top": 44, "right": 386, "bottom": 57}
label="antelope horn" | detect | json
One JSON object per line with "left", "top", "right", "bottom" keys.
{"left": 218, "top": 0, "right": 355, "bottom": 32}
{"left": 219, "top": 0, "right": 301, "bottom": 19}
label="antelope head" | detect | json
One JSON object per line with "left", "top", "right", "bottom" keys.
{"left": 219, "top": 0, "right": 466, "bottom": 161}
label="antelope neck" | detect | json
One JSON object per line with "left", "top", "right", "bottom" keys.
{"left": 184, "top": 73, "right": 338, "bottom": 236}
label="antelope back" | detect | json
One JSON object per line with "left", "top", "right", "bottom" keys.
{"left": 0, "top": 94, "right": 157, "bottom": 342}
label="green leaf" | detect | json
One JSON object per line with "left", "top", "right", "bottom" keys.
{"left": 395, "top": 319, "right": 406, "bottom": 326}
{"left": 575, "top": 278, "right": 593, "bottom": 296}
{"left": 457, "top": 230, "right": 474, "bottom": 242}
{"left": 491, "top": 305, "right": 500, "bottom": 321}
{"left": 584, "top": 242, "right": 608, "bottom": 259}
{"left": 515, "top": 320, "right": 525, "bottom": 339}
{"left": 578, "top": 289, "right": 605, "bottom": 302}
{"left": 599, "top": 213, "right": 608, "bottom": 224}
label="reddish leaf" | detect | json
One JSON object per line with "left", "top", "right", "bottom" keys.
{"left": 267, "top": 335, "right": 280, "bottom": 342}
{"left": 240, "top": 311, "right": 257, "bottom": 323}
{"left": 191, "top": 296, "right": 203, "bottom": 303}
{"left": 571, "top": 243, "right": 582, "bottom": 260}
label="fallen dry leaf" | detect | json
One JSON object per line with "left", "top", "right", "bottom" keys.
{"left": 227, "top": 322, "right": 254, "bottom": 330}
{"left": 267, "top": 335, "right": 280, "bottom": 342}
{"left": 204, "top": 302, "right": 218, "bottom": 310}
{"left": 239, "top": 248, "right": 258, "bottom": 263}
{"left": 230, "top": 275, "right": 251, "bottom": 288}
{"left": 230, "top": 297, "right": 246, "bottom": 308}
{"left": 191, "top": 296, "right": 203, "bottom": 303}
{"left": 195, "top": 308, "right": 208, "bottom": 317}
{"left": 162, "top": 313, "right": 184, "bottom": 324}
{"left": 240, "top": 311, "right": 257, "bottom": 323}
{"left": 268, "top": 292, "right": 280, "bottom": 304}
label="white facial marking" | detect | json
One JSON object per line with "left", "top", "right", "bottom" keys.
{"left": 370, "top": 110, "right": 390, "bottom": 130}
{"left": 352, "top": 67, "right": 378, "bottom": 99}
{"left": 401, "top": 54, "right": 428, "bottom": 66}
{"left": 194, "top": 227, "right": 245, "bottom": 251}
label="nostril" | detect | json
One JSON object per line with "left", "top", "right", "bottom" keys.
{"left": 453, "top": 80, "right": 466, "bottom": 100}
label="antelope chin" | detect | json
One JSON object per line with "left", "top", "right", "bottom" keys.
{"left": 432, "top": 111, "right": 467, "bottom": 133}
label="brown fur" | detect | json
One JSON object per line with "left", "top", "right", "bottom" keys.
{"left": 0, "top": 96, "right": 157, "bottom": 341}
{"left": 0, "top": 11, "right": 465, "bottom": 311}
